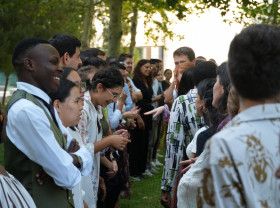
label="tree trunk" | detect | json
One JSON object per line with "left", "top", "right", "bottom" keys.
{"left": 81, "top": 0, "right": 95, "bottom": 50}
{"left": 129, "top": 8, "right": 138, "bottom": 56}
{"left": 271, "top": 0, "right": 279, "bottom": 25}
{"left": 108, "top": 0, "right": 123, "bottom": 57}
{"left": 2, "top": 74, "right": 9, "bottom": 104}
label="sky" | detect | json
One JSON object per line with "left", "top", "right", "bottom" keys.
{"left": 135, "top": 7, "right": 245, "bottom": 69}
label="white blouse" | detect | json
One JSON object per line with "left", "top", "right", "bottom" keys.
{"left": 186, "top": 126, "right": 208, "bottom": 159}
{"left": 78, "top": 91, "right": 103, "bottom": 208}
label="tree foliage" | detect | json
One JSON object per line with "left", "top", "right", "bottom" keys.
{"left": 0, "top": 0, "right": 86, "bottom": 75}
{"left": 199, "top": 0, "right": 280, "bottom": 25}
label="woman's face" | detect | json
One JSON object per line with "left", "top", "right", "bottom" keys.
{"left": 140, "top": 63, "right": 151, "bottom": 77}
{"left": 195, "top": 93, "right": 204, "bottom": 117}
{"left": 67, "top": 70, "right": 86, "bottom": 103}
{"left": 164, "top": 70, "right": 172, "bottom": 80}
{"left": 97, "top": 84, "right": 123, "bottom": 107}
{"left": 212, "top": 75, "right": 224, "bottom": 108}
{"left": 56, "top": 86, "right": 83, "bottom": 127}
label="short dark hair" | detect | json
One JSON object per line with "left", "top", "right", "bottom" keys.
{"left": 192, "top": 61, "right": 217, "bottom": 86}
{"left": 173, "top": 47, "right": 195, "bottom": 61}
{"left": 88, "top": 66, "right": 124, "bottom": 90}
{"left": 49, "top": 34, "right": 81, "bottom": 57}
{"left": 109, "top": 62, "right": 126, "bottom": 70}
{"left": 12, "top": 38, "right": 49, "bottom": 69}
{"left": 228, "top": 24, "right": 280, "bottom": 100}
{"left": 118, "top": 53, "right": 132, "bottom": 62}
{"left": 61, "top": 67, "right": 75, "bottom": 79}
{"left": 150, "top": 59, "right": 161, "bottom": 65}
{"left": 82, "top": 57, "right": 106, "bottom": 68}
{"left": 81, "top": 48, "right": 105, "bottom": 59}
{"left": 50, "top": 79, "right": 77, "bottom": 103}
{"left": 178, "top": 67, "right": 195, "bottom": 96}
{"left": 78, "top": 65, "right": 99, "bottom": 82}
{"left": 133, "top": 59, "right": 153, "bottom": 86}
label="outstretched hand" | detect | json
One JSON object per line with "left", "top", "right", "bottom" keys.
{"left": 123, "top": 106, "right": 141, "bottom": 119}
{"left": 144, "top": 106, "right": 165, "bottom": 118}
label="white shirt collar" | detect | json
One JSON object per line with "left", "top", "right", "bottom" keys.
{"left": 16, "top": 82, "right": 51, "bottom": 104}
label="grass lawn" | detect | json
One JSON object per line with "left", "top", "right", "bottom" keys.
{"left": 120, "top": 148, "right": 165, "bottom": 208}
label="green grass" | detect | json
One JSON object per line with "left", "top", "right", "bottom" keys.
{"left": 120, "top": 150, "right": 165, "bottom": 208}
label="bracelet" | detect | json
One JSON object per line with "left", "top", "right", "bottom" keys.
{"left": 111, "top": 158, "right": 117, "bottom": 162}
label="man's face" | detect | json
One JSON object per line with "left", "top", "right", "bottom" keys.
{"left": 151, "top": 63, "right": 158, "bottom": 76}
{"left": 67, "top": 47, "right": 82, "bottom": 70}
{"left": 174, "top": 54, "right": 194, "bottom": 73}
{"left": 124, "top": 58, "right": 133, "bottom": 74}
{"left": 119, "top": 68, "right": 127, "bottom": 82}
{"left": 30, "top": 44, "right": 62, "bottom": 94}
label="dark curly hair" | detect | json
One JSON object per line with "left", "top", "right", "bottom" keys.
{"left": 133, "top": 59, "right": 152, "bottom": 86}
{"left": 88, "top": 66, "right": 124, "bottom": 90}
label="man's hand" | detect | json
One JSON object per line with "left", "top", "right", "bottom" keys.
{"left": 67, "top": 139, "right": 80, "bottom": 153}
{"left": 36, "top": 169, "right": 53, "bottom": 186}
{"left": 161, "top": 190, "right": 171, "bottom": 208}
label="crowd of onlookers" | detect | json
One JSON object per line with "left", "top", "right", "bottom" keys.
{"left": 1, "top": 23, "right": 280, "bottom": 208}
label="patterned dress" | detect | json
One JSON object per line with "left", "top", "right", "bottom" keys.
{"left": 161, "top": 89, "right": 202, "bottom": 192}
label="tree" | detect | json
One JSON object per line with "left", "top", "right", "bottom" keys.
{"left": 0, "top": 0, "right": 87, "bottom": 103}
{"left": 199, "top": 0, "right": 280, "bottom": 25}
{"left": 107, "top": 0, "right": 123, "bottom": 57}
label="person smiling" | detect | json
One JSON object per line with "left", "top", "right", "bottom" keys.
{"left": 78, "top": 66, "right": 130, "bottom": 207}
{"left": 5, "top": 38, "right": 90, "bottom": 207}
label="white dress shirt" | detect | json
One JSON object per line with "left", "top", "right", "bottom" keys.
{"left": 6, "top": 82, "right": 82, "bottom": 190}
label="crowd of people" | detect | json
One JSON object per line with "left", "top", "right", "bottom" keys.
{"left": 0, "top": 23, "right": 280, "bottom": 208}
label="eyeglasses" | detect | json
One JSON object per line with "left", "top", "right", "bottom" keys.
{"left": 106, "top": 88, "right": 122, "bottom": 100}
{"left": 76, "top": 82, "right": 87, "bottom": 92}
